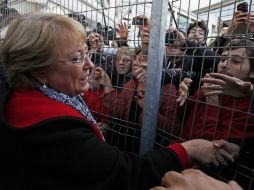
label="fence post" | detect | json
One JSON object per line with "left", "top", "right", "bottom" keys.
{"left": 139, "top": 0, "right": 168, "bottom": 154}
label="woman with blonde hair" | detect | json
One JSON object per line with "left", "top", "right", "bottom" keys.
{"left": 0, "top": 13, "right": 238, "bottom": 190}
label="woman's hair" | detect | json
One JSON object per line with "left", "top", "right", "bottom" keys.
{"left": 1, "top": 13, "right": 86, "bottom": 88}
{"left": 116, "top": 47, "right": 135, "bottom": 57}
{"left": 135, "top": 48, "right": 148, "bottom": 56}
{"left": 224, "top": 39, "right": 254, "bottom": 72}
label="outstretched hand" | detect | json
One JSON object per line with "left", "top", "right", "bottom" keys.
{"left": 116, "top": 22, "right": 128, "bottom": 40}
{"left": 202, "top": 73, "right": 219, "bottom": 105}
{"left": 201, "top": 73, "right": 253, "bottom": 98}
{"left": 92, "top": 67, "right": 113, "bottom": 93}
{"left": 181, "top": 139, "right": 238, "bottom": 167}
{"left": 213, "top": 139, "right": 240, "bottom": 164}
{"left": 176, "top": 78, "right": 192, "bottom": 106}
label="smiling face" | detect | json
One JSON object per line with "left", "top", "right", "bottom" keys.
{"left": 42, "top": 38, "right": 94, "bottom": 96}
{"left": 218, "top": 48, "right": 251, "bottom": 81}
{"left": 188, "top": 26, "right": 205, "bottom": 45}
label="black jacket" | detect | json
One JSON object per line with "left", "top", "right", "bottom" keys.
{"left": 0, "top": 83, "right": 184, "bottom": 190}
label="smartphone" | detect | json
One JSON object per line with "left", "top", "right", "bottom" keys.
{"left": 233, "top": 2, "right": 249, "bottom": 35}
{"left": 132, "top": 17, "right": 145, "bottom": 25}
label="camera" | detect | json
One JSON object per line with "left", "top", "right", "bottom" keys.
{"left": 132, "top": 17, "right": 146, "bottom": 25}
{"left": 165, "top": 32, "right": 176, "bottom": 44}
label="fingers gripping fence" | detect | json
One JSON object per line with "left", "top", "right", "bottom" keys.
{"left": 1, "top": 0, "right": 254, "bottom": 189}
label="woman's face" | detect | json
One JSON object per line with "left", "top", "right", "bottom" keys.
{"left": 116, "top": 55, "right": 132, "bottom": 75}
{"left": 132, "top": 52, "right": 147, "bottom": 77}
{"left": 43, "top": 39, "right": 94, "bottom": 96}
{"left": 218, "top": 48, "right": 251, "bottom": 81}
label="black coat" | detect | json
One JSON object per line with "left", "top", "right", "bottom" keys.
{"left": 0, "top": 83, "right": 184, "bottom": 190}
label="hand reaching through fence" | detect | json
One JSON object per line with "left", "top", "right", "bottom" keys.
{"left": 213, "top": 139, "right": 240, "bottom": 163}
{"left": 176, "top": 78, "right": 192, "bottom": 106}
{"left": 150, "top": 169, "right": 243, "bottom": 190}
{"left": 202, "top": 73, "right": 219, "bottom": 105}
{"left": 116, "top": 22, "right": 128, "bottom": 40}
{"left": 201, "top": 73, "right": 253, "bottom": 98}
{"left": 92, "top": 67, "right": 114, "bottom": 94}
{"left": 181, "top": 139, "right": 239, "bottom": 167}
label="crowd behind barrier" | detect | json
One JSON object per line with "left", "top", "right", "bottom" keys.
{"left": 0, "top": 0, "right": 254, "bottom": 189}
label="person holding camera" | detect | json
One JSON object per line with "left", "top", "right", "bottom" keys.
{"left": 212, "top": 2, "right": 254, "bottom": 55}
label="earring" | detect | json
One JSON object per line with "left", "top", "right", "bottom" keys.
{"left": 43, "top": 83, "right": 47, "bottom": 88}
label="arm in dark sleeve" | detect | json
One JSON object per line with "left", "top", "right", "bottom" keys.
{"left": 183, "top": 39, "right": 221, "bottom": 71}
{"left": 212, "top": 36, "right": 228, "bottom": 55}
{"left": 23, "top": 117, "right": 187, "bottom": 190}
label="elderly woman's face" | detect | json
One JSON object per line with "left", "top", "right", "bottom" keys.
{"left": 116, "top": 54, "right": 132, "bottom": 75}
{"left": 43, "top": 39, "right": 94, "bottom": 96}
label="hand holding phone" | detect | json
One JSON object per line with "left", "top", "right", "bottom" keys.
{"left": 233, "top": 2, "right": 249, "bottom": 34}
{"left": 132, "top": 17, "right": 146, "bottom": 26}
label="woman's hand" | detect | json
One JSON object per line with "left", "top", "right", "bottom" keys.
{"left": 213, "top": 139, "right": 240, "bottom": 163}
{"left": 167, "top": 28, "right": 186, "bottom": 47}
{"left": 92, "top": 67, "right": 113, "bottom": 93}
{"left": 201, "top": 73, "right": 253, "bottom": 98}
{"left": 176, "top": 78, "right": 192, "bottom": 107}
{"left": 181, "top": 139, "right": 238, "bottom": 167}
{"left": 116, "top": 22, "right": 128, "bottom": 40}
{"left": 202, "top": 73, "right": 219, "bottom": 105}
{"left": 135, "top": 63, "right": 147, "bottom": 83}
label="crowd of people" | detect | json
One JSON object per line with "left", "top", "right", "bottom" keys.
{"left": 0, "top": 1, "right": 253, "bottom": 189}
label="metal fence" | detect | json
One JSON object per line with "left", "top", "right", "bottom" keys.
{"left": 1, "top": 0, "right": 254, "bottom": 189}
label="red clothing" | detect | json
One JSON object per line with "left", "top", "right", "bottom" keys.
{"left": 83, "top": 88, "right": 109, "bottom": 122}
{"left": 102, "top": 80, "right": 180, "bottom": 132}
{"left": 179, "top": 90, "right": 254, "bottom": 141}
{"left": 0, "top": 85, "right": 188, "bottom": 189}
{"left": 5, "top": 88, "right": 104, "bottom": 140}
{"left": 4, "top": 87, "right": 187, "bottom": 166}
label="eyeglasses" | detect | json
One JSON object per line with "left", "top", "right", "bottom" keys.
{"left": 116, "top": 56, "right": 132, "bottom": 64}
{"left": 56, "top": 53, "right": 90, "bottom": 65}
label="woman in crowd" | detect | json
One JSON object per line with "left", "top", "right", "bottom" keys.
{"left": 0, "top": 13, "right": 238, "bottom": 190}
